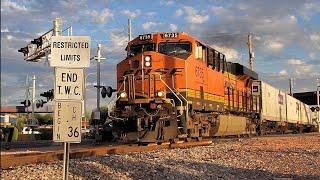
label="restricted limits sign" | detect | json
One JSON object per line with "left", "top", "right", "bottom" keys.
{"left": 53, "top": 100, "right": 82, "bottom": 143}
{"left": 50, "top": 36, "right": 90, "bottom": 68}
{"left": 55, "top": 68, "right": 84, "bottom": 100}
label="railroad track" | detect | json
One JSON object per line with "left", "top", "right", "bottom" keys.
{"left": 1, "top": 140, "right": 212, "bottom": 169}
{"left": 2, "top": 132, "right": 317, "bottom": 170}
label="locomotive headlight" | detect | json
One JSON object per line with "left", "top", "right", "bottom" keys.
{"left": 144, "top": 56, "right": 151, "bottom": 61}
{"left": 144, "top": 56, "right": 151, "bottom": 67}
{"left": 120, "top": 92, "right": 127, "bottom": 98}
{"left": 157, "top": 91, "right": 164, "bottom": 97}
{"left": 145, "top": 61, "right": 151, "bottom": 67}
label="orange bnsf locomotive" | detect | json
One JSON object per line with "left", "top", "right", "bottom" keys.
{"left": 107, "top": 32, "right": 261, "bottom": 143}
{"left": 100, "top": 32, "right": 318, "bottom": 143}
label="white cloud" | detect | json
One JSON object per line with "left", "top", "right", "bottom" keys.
{"left": 211, "top": 6, "right": 229, "bottom": 16}
{"left": 288, "top": 58, "right": 303, "bottom": 65}
{"left": 309, "top": 52, "right": 316, "bottom": 59}
{"left": 84, "top": 8, "right": 113, "bottom": 24}
{"left": 161, "top": 0, "right": 174, "bottom": 6}
{"left": 169, "top": 24, "right": 177, "bottom": 31}
{"left": 279, "top": 70, "right": 288, "bottom": 76}
{"left": 175, "top": 9, "right": 183, "bottom": 17}
{"left": 146, "top": 11, "right": 156, "bottom": 18}
{"left": 6, "top": 35, "right": 13, "bottom": 40}
{"left": 295, "top": 64, "right": 313, "bottom": 75}
{"left": 288, "top": 15, "right": 297, "bottom": 23}
{"left": 264, "top": 40, "right": 284, "bottom": 51}
{"left": 183, "top": 6, "right": 209, "bottom": 24}
{"left": 104, "top": 29, "right": 128, "bottom": 54}
{"left": 121, "top": 9, "right": 141, "bottom": 19}
{"left": 211, "top": 44, "right": 240, "bottom": 62}
{"left": 142, "top": 22, "right": 160, "bottom": 30}
{"left": 2, "top": 0, "right": 28, "bottom": 12}
{"left": 310, "top": 33, "right": 320, "bottom": 42}
{"left": 300, "top": 3, "right": 320, "bottom": 20}
{"left": 1, "top": 27, "right": 9, "bottom": 33}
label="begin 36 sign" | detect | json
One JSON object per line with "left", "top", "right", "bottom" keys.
{"left": 53, "top": 100, "right": 82, "bottom": 142}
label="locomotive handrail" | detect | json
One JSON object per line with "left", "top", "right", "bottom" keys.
{"left": 171, "top": 86, "right": 189, "bottom": 120}
{"left": 154, "top": 73, "right": 184, "bottom": 117}
{"left": 107, "top": 76, "right": 127, "bottom": 120}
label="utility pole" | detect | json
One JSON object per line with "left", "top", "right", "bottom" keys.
{"left": 317, "top": 77, "right": 320, "bottom": 133}
{"left": 31, "top": 74, "right": 36, "bottom": 124}
{"left": 127, "top": 19, "right": 132, "bottom": 57}
{"left": 128, "top": 19, "right": 132, "bottom": 41}
{"left": 289, "top": 77, "right": 293, "bottom": 96}
{"left": 247, "top": 33, "right": 254, "bottom": 70}
{"left": 289, "top": 77, "right": 295, "bottom": 96}
{"left": 25, "top": 75, "right": 30, "bottom": 120}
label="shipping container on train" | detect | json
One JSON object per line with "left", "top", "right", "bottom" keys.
{"left": 104, "top": 32, "right": 317, "bottom": 143}
{"left": 252, "top": 80, "right": 317, "bottom": 134}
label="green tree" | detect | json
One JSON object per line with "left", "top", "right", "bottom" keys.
{"left": 15, "top": 114, "right": 27, "bottom": 131}
{"left": 35, "top": 113, "right": 53, "bottom": 125}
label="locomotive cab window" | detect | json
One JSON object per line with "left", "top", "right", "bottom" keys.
{"left": 128, "top": 43, "right": 155, "bottom": 56}
{"left": 207, "top": 48, "right": 215, "bottom": 68}
{"left": 159, "top": 42, "right": 191, "bottom": 59}
{"left": 195, "top": 43, "right": 206, "bottom": 62}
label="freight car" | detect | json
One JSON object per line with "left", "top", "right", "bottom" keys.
{"left": 103, "top": 32, "right": 317, "bottom": 143}
{"left": 252, "top": 80, "right": 317, "bottom": 134}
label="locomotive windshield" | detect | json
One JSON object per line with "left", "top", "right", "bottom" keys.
{"left": 129, "top": 43, "right": 155, "bottom": 56}
{"left": 159, "top": 42, "right": 191, "bottom": 59}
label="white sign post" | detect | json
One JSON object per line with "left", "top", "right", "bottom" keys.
{"left": 50, "top": 20, "right": 90, "bottom": 180}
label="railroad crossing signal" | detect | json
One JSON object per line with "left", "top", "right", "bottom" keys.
{"left": 20, "top": 100, "right": 31, "bottom": 107}
{"left": 18, "top": 29, "right": 53, "bottom": 62}
{"left": 101, "top": 86, "right": 116, "bottom": 98}
{"left": 40, "top": 89, "right": 54, "bottom": 101}
{"left": 36, "top": 99, "right": 47, "bottom": 108}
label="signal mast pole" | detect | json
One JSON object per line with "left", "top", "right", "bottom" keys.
{"left": 96, "top": 44, "right": 102, "bottom": 113}
{"left": 247, "top": 33, "right": 254, "bottom": 70}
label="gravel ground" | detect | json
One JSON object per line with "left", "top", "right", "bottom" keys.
{"left": 1, "top": 133, "right": 320, "bottom": 180}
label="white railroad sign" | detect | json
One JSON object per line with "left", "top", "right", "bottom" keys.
{"left": 51, "top": 35, "right": 90, "bottom": 143}
{"left": 50, "top": 36, "right": 90, "bottom": 68}
{"left": 53, "top": 100, "right": 82, "bottom": 143}
{"left": 55, "top": 68, "right": 84, "bottom": 100}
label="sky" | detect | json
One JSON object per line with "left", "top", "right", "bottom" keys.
{"left": 1, "top": 0, "right": 320, "bottom": 111}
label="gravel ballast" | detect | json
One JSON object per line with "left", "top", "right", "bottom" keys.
{"left": 1, "top": 133, "right": 319, "bottom": 180}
